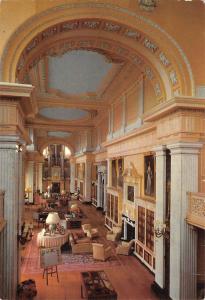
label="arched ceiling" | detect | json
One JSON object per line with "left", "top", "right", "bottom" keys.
{"left": 1, "top": 4, "right": 195, "bottom": 150}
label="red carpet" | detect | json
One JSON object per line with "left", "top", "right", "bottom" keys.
{"left": 21, "top": 232, "right": 122, "bottom": 275}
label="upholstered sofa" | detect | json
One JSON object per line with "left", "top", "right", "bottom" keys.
{"left": 69, "top": 232, "right": 93, "bottom": 254}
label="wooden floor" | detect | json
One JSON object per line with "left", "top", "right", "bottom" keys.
{"left": 21, "top": 200, "right": 159, "bottom": 300}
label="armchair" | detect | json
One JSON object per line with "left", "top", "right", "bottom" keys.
{"left": 82, "top": 224, "right": 99, "bottom": 239}
{"left": 92, "top": 243, "right": 113, "bottom": 261}
{"left": 86, "top": 228, "right": 99, "bottom": 239}
{"left": 106, "top": 226, "right": 122, "bottom": 242}
{"left": 82, "top": 224, "right": 92, "bottom": 235}
{"left": 116, "top": 239, "right": 135, "bottom": 255}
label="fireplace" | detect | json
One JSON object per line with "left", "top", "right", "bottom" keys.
{"left": 127, "top": 223, "right": 135, "bottom": 240}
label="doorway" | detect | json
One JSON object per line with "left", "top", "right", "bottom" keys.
{"left": 52, "top": 182, "right": 60, "bottom": 193}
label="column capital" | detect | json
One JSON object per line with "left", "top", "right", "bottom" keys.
{"left": 153, "top": 145, "right": 167, "bottom": 156}
{"left": 0, "top": 135, "right": 25, "bottom": 147}
{"left": 167, "top": 142, "right": 203, "bottom": 155}
{"left": 70, "top": 157, "right": 76, "bottom": 164}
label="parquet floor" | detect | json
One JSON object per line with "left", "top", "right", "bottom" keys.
{"left": 21, "top": 200, "right": 159, "bottom": 300}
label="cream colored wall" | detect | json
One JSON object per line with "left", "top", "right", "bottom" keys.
{"left": 0, "top": 0, "right": 204, "bottom": 85}
{"left": 102, "top": 115, "right": 108, "bottom": 143}
{"left": 124, "top": 153, "right": 154, "bottom": 200}
{"left": 126, "top": 84, "right": 139, "bottom": 126}
{"left": 144, "top": 78, "right": 157, "bottom": 113}
{"left": 113, "top": 100, "right": 122, "bottom": 132}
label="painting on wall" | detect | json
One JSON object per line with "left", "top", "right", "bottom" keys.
{"left": 144, "top": 155, "right": 155, "bottom": 197}
{"left": 127, "top": 185, "right": 134, "bottom": 202}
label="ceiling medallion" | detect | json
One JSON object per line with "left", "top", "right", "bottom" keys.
{"left": 138, "top": 0, "right": 157, "bottom": 11}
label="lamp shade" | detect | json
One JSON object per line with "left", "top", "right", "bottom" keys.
{"left": 46, "top": 212, "right": 60, "bottom": 225}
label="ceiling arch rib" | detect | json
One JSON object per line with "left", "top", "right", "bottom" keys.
{"left": 15, "top": 18, "right": 182, "bottom": 100}
{"left": 1, "top": 3, "right": 194, "bottom": 96}
{"left": 17, "top": 34, "right": 168, "bottom": 103}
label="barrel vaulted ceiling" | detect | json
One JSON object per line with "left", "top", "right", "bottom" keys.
{"left": 13, "top": 14, "right": 185, "bottom": 147}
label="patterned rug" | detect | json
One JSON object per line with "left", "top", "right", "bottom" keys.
{"left": 21, "top": 232, "right": 121, "bottom": 274}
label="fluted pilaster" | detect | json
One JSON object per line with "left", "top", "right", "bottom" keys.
{"left": 168, "top": 142, "right": 201, "bottom": 300}
{"left": 84, "top": 161, "right": 92, "bottom": 201}
{"left": 25, "top": 161, "right": 34, "bottom": 203}
{"left": 103, "top": 171, "right": 107, "bottom": 212}
{"left": 154, "top": 145, "right": 167, "bottom": 289}
{"left": 70, "top": 158, "right": 75, "bottom": 193}
{"left": 106, "top": 158, "right": 112, "bottom": 188}
{"left": 37, "top": 162, "right": 43, "bottom": 193}
{"left": 97, "top": 170, "right": 102, "bottom": 207}
{"left": 0, "top": 138, "right": 23, "bottom": 300}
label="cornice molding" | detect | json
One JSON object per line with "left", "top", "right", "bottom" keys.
{"left": 103, "top": 123, "right": 156, "bottom": 148}
{"left": 143, "top": 96, "right": 205, "bottom": 122}
{"left": 0, "top": 82, "right": 37, "bottom": 117}
{"left": 0, "top": 82, "right": 33, "bottom": 97}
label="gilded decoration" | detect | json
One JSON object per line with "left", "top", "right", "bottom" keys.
{"left": 15, "top": 18, "right": 177, "bottom": 96}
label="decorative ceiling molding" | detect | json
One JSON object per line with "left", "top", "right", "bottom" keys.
{"left": 15, "top": 18, "right": 181, "bottom": 99}
{"left": 138, "top": 0, "right": 157, "bottom": 12}
{"left": 18, "top": 35, "right": 166, "bottom": 101}
{"left": 1, "top": 2, "right": 194, "bottom": 96}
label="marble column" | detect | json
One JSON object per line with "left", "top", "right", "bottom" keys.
{"left": 0, "top": 137, "right": 23, "bottom": 300}
{"left": 0, "top": 190, "right": 5, "bottom": 299}
{"left": 154, "top": 145, "right": 167, "bottom": 289}
{"left": 60, "top": 149, "right": 64, "bottom": 177}
{"left": 168, "top": 142, "right": 202, "bottom": 300}
{"left": 37, "top": 162, "right": 43, "bottom": 193}
{"left": 106, "top": 158, "right": 112, "bottom": 188}
{"left": 25, "top": 161, "right": 34, "bottom": 203}
{"left": 70, "top": 158, "right": 75, "bottom": 194}
{"left": 103, "top": 171, "right": 107, "bottom": 212}
{"left": 84, "top": 161, "right": 92, "bottom": 202}
{"left": 97, "top": 169, "right": 102, "bottom": 208}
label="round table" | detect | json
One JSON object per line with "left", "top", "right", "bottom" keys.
{"left": 37, "top": 231, "right": 68, "bottom": 248}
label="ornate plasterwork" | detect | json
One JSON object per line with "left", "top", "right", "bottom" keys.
{"left": 17, "top": 36, "right": 165, "bottom": 101}
{"left": 187, "top": 192, "right": 205, "bottom": 229}
{"left": 123, "top": 162, "right": 141, "bottom": 182}
{"left": 138, "top": 0, "right": 157, "bottom": 11}
{"left": 1, "top": 1, "right": 194, "bottom": 96}
{"left": 15, "top": 18, "right": 180, "bottom": 97}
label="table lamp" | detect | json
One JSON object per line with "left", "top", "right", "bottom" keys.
{"left": 46, "top": 212, "right": 60, "bottom": 235}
